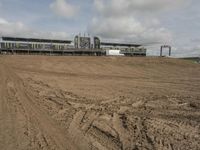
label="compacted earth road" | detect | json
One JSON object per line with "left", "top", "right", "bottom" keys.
{"left": 0, "top": 55, "right": 199, "bottom": 150}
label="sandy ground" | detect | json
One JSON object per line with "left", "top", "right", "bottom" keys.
{"left": 0, "top": 55, "right": 199, "bottom": 150}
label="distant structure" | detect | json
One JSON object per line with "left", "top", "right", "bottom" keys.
{"left": 74, "top": 35, "right": 91, "bottom": 49}
{"left": 0, "top": 36, "right": 72, "bottom": 50}
{"left": 94, "top": 37, "right": 101, "bottom": 49}
{"left": 74, "top": 35, "right": 101, "bottom": 50}
{"left": 0, "top": 36, "right": 105, "bottom": 56}
{"left": 100, "top": 42, "right": 146, "bottom": 56}
{"left": 160, "top": 45, "right": 172, "bottom": 57}
{"left": 0, "top": 34, "right": 147, "bottom": 56}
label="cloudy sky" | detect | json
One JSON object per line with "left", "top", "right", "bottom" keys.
{"left": 0, "top": 0, "right": 200, "bottom": 57}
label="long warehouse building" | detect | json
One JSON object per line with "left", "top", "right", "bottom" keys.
{"left": 0, "top": 35, "right": 147, "bottom": 56}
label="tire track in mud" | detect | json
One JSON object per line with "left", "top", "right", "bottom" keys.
{"left": 22, "top": 77, "right": 124, "bottom": 149}
{"left": 30, "top": 84, "right": 121, "bottom": 150}
{"left": 21, "top": 76, "right": 200, "bottom": 150}
{"left": 23, "top": 77, "right": 155, "bottom": 150}
{"left": 0, "top": 63, "right": 81, "bottom": 150}
{"left": 0, "top": 69, "right": 18, "bottom": 150}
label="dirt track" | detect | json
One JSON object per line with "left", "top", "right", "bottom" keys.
{"left": 0, "top": 55, "right": 199, "bottom": 150}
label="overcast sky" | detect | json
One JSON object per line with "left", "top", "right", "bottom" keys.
{"left": 0, "top": 0, "right": 200, "bottom": 57}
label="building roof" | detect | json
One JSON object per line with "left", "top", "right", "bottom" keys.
{"left": 2, "top": 37, "right": 72, "bottom": 44}
{"left": 100, "top": 42, "right": 141, "bottom": 47}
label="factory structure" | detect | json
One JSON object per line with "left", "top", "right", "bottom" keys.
{"left": 0, "top": 35, "right": 147, "bottom": 56}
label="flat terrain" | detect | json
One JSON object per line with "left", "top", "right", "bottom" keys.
{"left": 0, "top": 55, "right": 199, "bottom": 150}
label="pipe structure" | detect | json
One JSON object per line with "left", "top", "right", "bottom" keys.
{"left": 160, "top": 45, "right": 172, "bottom": 57}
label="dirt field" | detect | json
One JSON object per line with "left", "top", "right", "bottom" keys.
{"left": 0, "top": 55, "right": 199, "bottom": 150}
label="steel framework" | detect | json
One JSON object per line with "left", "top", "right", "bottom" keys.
{"left": 160, "top": 45, "right": 171, "bottom": 57}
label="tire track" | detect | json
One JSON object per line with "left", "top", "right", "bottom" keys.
{"left": 0, "top": 63, "right": 79, "bottom": 150}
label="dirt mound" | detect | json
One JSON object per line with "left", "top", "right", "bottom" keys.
{"left": 0, "top": 55, "right": 199, "bottom": 150}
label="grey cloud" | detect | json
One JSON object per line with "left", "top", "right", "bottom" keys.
{"left": 94, "top": 0, "right": 188, "bottom": 17}
{"left": 88, "top": 0, "right": 176, "bottom": 44}
{"left": 88, "top": 16, "right": 172, "bottom": 44}
{"left": 50, "top": 0, "right": 80, "bottom": 19}
{"left": 0, "top": 18, "right": 70, "bottom": 39}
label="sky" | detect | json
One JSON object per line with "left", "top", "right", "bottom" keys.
{"left": 0, "top": 0, "right": 200, "bottom": 57}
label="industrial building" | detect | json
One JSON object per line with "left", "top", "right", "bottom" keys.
{"left": 100, "top": 42, "right": 146, "bottom": 56}
{"left": 0, "top": 35, "right": 147, "bottom": 56}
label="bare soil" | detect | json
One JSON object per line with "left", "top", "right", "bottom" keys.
{"left": 0, "top": 55, "right": 199, "bottom": 150}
